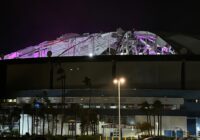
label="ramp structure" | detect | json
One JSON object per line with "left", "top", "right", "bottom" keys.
{"left": 2, "top": 29, "right": 176, "bottom": 60}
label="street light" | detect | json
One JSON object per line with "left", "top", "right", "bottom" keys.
{"left": 113, "top": 77, "right": 125, "bottom": 140}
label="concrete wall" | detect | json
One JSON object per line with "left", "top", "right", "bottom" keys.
{"left": 6, "top": 62, "right": 113, "bottom": 90}
{"left": 117, "top": 62, "right": 182, "bottom": 89}
{"left": 5, "top": 61, "right": 200, "bottom": 90}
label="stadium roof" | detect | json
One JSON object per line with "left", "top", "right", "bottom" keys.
{"left": 159, "top": 33, "right": 200, "bottom": 55}
{"left": 1, "top": 29, "right": 176, "bottom": 60}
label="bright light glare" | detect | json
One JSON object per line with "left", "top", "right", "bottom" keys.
{"left": 8, "top": 99, "right": 13, "bottom": 103}
{"left": 89, "top": 53, "right": 93, "bottom": 57}
{"left": 113, "top": 77, "right": 125, "bottom": 84}
{"left": 113, "top": 79, "right": 118, "bottom": 84}
{"left": 119, "top": 78, "right": 125, "bottom": 84}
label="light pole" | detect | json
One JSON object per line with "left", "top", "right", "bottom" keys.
{"left": 113, "top": 77, "right": 125, "bottom": 140}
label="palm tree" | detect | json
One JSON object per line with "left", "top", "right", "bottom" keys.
{"left": 40, "top": 104, "right": 45, "bottom": 136}
{"left": 90, "top": 110, "right": 98, "bottom": 135}
{"left": 51, "top": 109, "right": 59, "bottom": 136}
{"left": 80, "top": 108, "right": 99, "bottom": 136}
{"left": 31, "top": 98, "right": 37, "bottom": 135}
{"left": 71, "top": 103, "right": 81, "bottom": 137}
{"left": 43, "top": 95, "right": 51, "bottom": 135}
{"left": 136, "top": 122, "right": 152, "bottom": 136}
{"left": 151, "top": 105, "right": 156, "bottom": 136}
{"left": 82, "top": 76, "right": 92, "bottom": 89}
{"left": 152, "top": 100, "right": 163, "bottom": 136}
{"left": 80, "top": 109, "right": 87, "bottom": 135}
{"left": 55, "top": 114, "right": 59, "bottom": 135}
{"left": 140, "top": 101, "right": 151, "bottom": 135}
{"left": 57, "top": 65, "right": 66, "bottom": 136}
{"left": 80, "top": 76, "right": 93, "bottom": 135}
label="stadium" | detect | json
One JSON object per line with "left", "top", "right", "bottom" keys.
{"left": 1, "top": 28, "right": 200, "bottom": 138}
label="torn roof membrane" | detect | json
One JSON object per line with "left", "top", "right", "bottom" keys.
{"left": 2, "top": 30, "right": 176, "bottom": 60}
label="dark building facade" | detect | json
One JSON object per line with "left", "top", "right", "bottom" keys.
{"left": 1, "top": 55, "right": 200, "bottom": 137}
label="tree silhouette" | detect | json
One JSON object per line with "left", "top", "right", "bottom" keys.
{"left": 57, "top": 65, "right": 66, "bottom": 136}
{"left": 82, "top": 76, "right": 92, "bottom": 88}
{"left": 136, "top": 122, "right": 153, "bottom": 136}
{"left": 140, "top": 101, "right": 151, "bottom": 135}
{"left": 153, "top": 100, "right": 163, "bottom": 136}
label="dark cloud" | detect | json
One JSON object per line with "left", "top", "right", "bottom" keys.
{"left": 0, "top": 0, "right": 200, "bottom": 54}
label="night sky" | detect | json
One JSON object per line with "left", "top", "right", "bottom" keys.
{"left": 0, "top": 0, "right": 200, "bottom": 54}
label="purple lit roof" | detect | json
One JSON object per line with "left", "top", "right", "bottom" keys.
{"left": 2, "top": 30, "right": 176, "bottom": 60}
